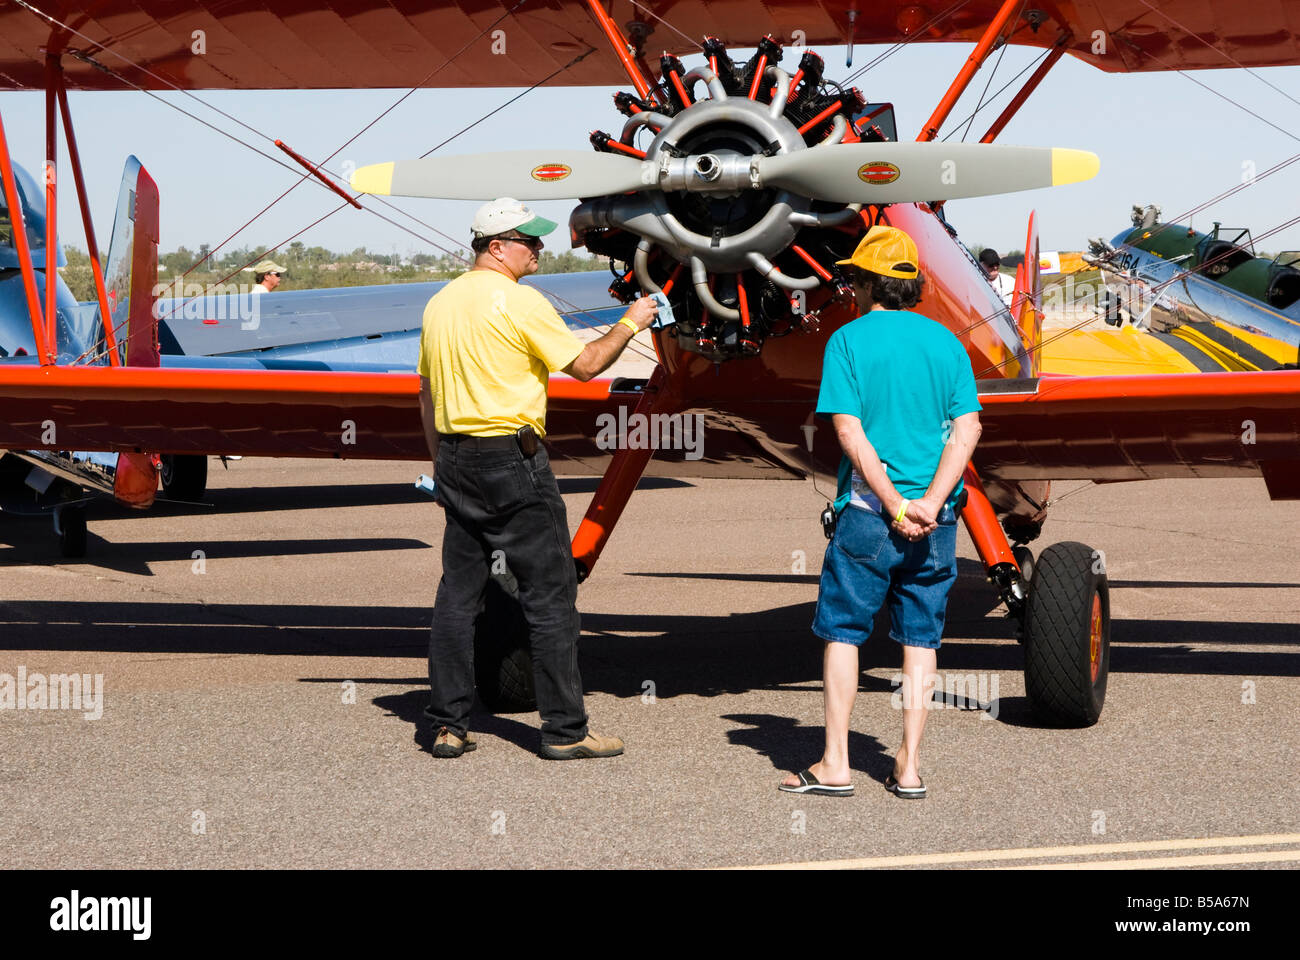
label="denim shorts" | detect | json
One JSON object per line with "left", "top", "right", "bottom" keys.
{"left": 812, "top": 503, "right": 959, "bottom": 649}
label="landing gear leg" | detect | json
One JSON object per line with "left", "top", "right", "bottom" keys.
{"left": 571, "top": 363, "right": 688, "bottom": 581}
{"left": 959, "top": 465, "right": 1028, "bottom": 621}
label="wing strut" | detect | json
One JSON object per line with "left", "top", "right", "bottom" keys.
{"left": 55, "top": 56, "right": 119, "bottom": 364}
{"left": 0, "top": 105, "right": 47, "bottom": 362}
{"left": 917, "top": 0, "right": 1025, "bottom": 141}
{"left": 582, "top": 0, "right": 662, "bottom": 107}
{"left": 570, "top": 362, "right": 690, "bottom": 581}
{"left": 979, "top": 34, "right": 1070, "bottom": 143}
{"left": 44, "top": 53, "right": 58, "bottom": 362}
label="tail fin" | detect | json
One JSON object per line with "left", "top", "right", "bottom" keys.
{"left": 1012, "top": 209, "right": 1042, "bottom": 377}
{"left": 101, "top": 156, "right": 160, "bottom": 367}
{"left": 102, "top": 156, "right": 162, "bottom": 506}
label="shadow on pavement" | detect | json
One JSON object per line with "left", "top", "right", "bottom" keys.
{"left": 3, "top": 590, "right": 1296, "bottom": 676}
{"left": 370, "top": 687, "right": 545, "bottom": 757}
{"left": 722, "top": 712, "right": 893, "bottom": 782}
{"left": 0, "top": 536, "right": 429, "bottom": 575}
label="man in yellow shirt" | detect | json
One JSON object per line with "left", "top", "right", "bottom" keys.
{"left": 419, "top": 198, "right": 657, "bottom": 760}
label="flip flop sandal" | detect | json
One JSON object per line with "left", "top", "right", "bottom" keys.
{"left": 884, "top": 774, "right": 927, "bottom": 799}
{"left": 779, "top": 768, "right": 854, "bottom": 797}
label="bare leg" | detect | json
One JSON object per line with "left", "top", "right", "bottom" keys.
{"left": 894, "top": 645, "right": 936, "bottom": 788}
{"left": 781, "top": 641, "right": 858, "bottom": 788}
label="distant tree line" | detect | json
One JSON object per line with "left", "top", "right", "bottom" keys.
{"left": 59, "top": 241, "right": 604, "bottom": 302}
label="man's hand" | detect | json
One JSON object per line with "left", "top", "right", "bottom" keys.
{"left": 625, "top": 296, "right": 658, "bottom": 332}
{"left": 906, "top": 498, "right": 940, "bottom": 534}
{"left": 891, "top": 516, "right": 928, "bottom": 541}
{"left": 565, "top": 297, "right": 659, "bottom": 381}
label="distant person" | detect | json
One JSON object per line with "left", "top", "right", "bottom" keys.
{"left": 780, "top": 225, "right": 982, "bottom": 800}
{"left": 979, "top": 248, "right": 1015, "bottom": 306}
{"left": 418, "top": 197, "right": 657, "bottom": 760}
{"left": 248, "top": 259, "right": 286, "bottom": 293}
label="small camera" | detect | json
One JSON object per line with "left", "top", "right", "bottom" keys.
{"left": 820, "top": 503, "right": 837, "bottom": 540}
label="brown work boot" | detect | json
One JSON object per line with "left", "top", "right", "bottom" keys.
{"left": 540, "top": 731, "right": 624, "bottom": 760}
{"left": 431, "top": 727, "right": 477, "bottom": 758}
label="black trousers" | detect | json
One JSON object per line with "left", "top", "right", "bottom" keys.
{"left": 425, "top": 437, "right": 588, "bottom": 745}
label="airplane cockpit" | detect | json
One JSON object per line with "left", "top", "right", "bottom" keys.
{"left": 1193, "top": 225, "right": 1254, "bottom": 278}
{"left": 1195, "top": 225, "right": 1300, "bottom": 311}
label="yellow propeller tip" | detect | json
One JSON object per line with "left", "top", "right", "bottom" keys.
{"left": 351, "top": 161, "right": 395, "bottom": 195}
{"left": 1051, "top": 148, "right": 1100, "bottom": 186}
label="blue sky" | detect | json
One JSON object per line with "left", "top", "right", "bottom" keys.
{"left": 4, "top": 40, "right": 1300, "bottom": 263}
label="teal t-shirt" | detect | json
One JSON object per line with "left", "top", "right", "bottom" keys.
{"left": 816, "top": 309, "right": 981, "bottom": 512}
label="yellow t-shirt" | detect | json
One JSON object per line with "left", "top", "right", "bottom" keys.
{"left": 416, "top": 269, "right": 585, "bottom": 437}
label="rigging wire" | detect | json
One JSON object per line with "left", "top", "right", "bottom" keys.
{"left": 23, "top": 0, "right": 534, "bottom": 275}
{"left": 23, "top": 11, "right": 654, "bottom": 361}
{"left": 956, "top": 0, "right": 1029, "bottom": 142}
{"left": 1117, "top": 37, "right": 1300, "bottom": 147}
{"left": 1133, "top": 0, "right": 1300, "bottom": 112}
{"left": 420, "top": 47, "right": 596, "bottom": 158}
{"left": 941, "top": 45, "right": 1051, "bottom": 142}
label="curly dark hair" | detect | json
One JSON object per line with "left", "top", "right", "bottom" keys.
{"left": 849, "top": 267, "right": 926, "bottom": 309}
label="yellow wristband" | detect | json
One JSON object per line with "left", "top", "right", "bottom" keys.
{"left": 894, "top": 500, "right": 909, "bottom": 523}
{"left": 618, "top": 316, "right": 639, "bottom": 335}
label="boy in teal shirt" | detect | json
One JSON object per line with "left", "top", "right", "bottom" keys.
{"left": 780, "top": 226, "right": 982, "bottom": 800}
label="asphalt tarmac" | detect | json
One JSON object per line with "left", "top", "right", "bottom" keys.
{"left": 1, "top": 459, "right": 1298, "bottom": 869}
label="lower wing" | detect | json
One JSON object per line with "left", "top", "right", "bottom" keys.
{"left": 1, "top": 365, "right": 1297, "bottom": 497}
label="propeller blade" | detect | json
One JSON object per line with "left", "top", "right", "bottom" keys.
{"left": 350, "top": 150, "right": 649, "bottom": 200}
{"left": 757, "top": 143, "right": 1099, "bottom": 203}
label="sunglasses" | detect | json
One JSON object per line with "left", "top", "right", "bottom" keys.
{"left": 500, "top": 235, "right": 543, "bottom": 251}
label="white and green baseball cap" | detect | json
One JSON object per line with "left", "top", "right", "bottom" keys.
{"left": 471, "top": 198, "right": 556, "bottom": 239}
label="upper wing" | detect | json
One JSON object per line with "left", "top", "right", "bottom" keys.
{"left": 2, "top": 2, "right": 1294, "bottom": 91}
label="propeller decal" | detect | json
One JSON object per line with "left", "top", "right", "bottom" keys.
{"left": 857, "top": 162, "right": 900, "bottom": 185}
{"left": 531, "top": 163, "right": 572, "bottom": 182}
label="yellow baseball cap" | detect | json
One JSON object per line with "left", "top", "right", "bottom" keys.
{"left": 836, "top": 225, "right": 920, "bottom": 279}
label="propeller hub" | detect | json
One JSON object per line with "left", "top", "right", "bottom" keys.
{"left": 692, "top": 154, "right": 721, "bottom": 181}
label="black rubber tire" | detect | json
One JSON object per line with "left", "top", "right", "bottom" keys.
{"left": 160, "top": 455, "right": 208, "bottom": 501}
{"left": 1023, "top": 540, "right": 1110, "bottom": 727}
{"left": 473, "top": 576, "right": 537, "bottom": 713}
{"left": 58, "top": 505, "right": 87, "bottom": 558}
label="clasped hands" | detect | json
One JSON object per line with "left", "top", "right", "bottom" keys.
{"left": 890, "top": 497, "right": 941, "bottom": 542}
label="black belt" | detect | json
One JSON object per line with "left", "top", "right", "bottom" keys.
{"left": 440, "top": 433, "right": 517, "bottom": 450}
{"left": 442, "top": 425, "right": 540, "bottom": 458}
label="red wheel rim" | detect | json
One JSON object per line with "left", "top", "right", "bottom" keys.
{"left": 1088, "top": 593, "right": 1103, "bottom": 684}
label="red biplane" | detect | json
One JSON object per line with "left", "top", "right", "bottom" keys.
{"left": 1, "top": 1, "right": 1298, "bottom": 727}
